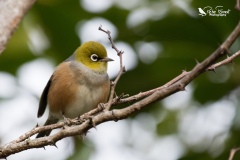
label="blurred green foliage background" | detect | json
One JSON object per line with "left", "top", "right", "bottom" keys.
{"left": 0, "top": 0, "right": 240, "bottom": 160}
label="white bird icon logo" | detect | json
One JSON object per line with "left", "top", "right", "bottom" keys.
{"left": 198, "top": 8, "right": 207, "bottom": 16}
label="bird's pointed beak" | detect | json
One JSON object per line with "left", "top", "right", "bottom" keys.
{"left": 99, "top": 57, "right": 114, "bottom": 62}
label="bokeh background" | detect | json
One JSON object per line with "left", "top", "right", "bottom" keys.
{"left": 0, "top": 0, "right": 240, "bottom": 160}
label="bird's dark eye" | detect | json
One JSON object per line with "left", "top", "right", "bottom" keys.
{"left": 90, "top": 54, "right": 98, "bottom": 62}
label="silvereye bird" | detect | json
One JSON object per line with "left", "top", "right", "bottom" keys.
{"left": 36, "top": 41, "right": 113, "bottom": 138}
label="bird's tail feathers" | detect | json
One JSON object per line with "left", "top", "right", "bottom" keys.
{"left": 36, "top": 118, "right": 58, "bottom": 138}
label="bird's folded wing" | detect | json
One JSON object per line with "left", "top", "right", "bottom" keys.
{"left": 37, "top": 76, "right": 52, "bottom": 118}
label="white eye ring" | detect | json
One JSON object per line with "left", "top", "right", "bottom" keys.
{"left": 91, "top": 54, "right": 98, "bottom": 62}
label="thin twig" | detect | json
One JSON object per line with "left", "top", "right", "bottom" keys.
{"left": 112, "top": 70, "right": 190, "bottom": 105}
{"left": 98, "top": 25, "right": 125, "bottom": 110}
{"left": 207, "top": 50, "right": 240, "bottom": 71}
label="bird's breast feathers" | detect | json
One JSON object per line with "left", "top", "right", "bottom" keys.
{"left": 48, "top": 61, "right": 110, "bottom": 119}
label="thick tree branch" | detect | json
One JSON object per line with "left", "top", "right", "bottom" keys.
{"left": 113, "top": 49, "right": 240, "bottom": 105}
{"left": 0, "top": 0, "right": 36, "bottom": 54}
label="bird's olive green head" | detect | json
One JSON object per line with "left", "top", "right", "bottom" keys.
{"left": 74, "top": 41, "right": 113, "bottom": 73}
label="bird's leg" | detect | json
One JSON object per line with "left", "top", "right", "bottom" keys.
{"left": 77, "top": 113, "right": 96, "bottom": 129}
{"left": 98, "top": 103, "right": 105, "bottom": 111}
{"left": 62, "top": 111, "right": 71, "bottom": 126}
{"left": 77, "top": 103, "right": 105, "bottom": 123}
{"left": 77, "top": 114, "right": 85, "bottom": 123}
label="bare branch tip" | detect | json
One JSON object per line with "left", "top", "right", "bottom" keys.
{"left": 98, "top": 25, "right": 102, "bottom": 30}
{"left": 195, "top": 59, "right": 200, "bottom": 65}
{"left": 122, "top": 66, "right": 126, "bottom": 72}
